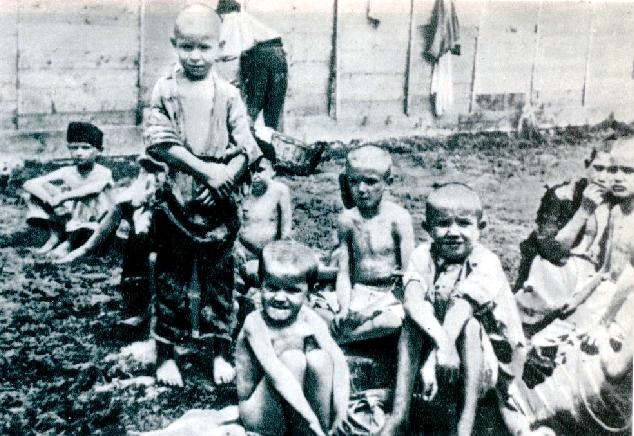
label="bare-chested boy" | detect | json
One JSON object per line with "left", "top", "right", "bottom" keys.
{"left": 235, "top": 240, "right": 350, "bottom": 436}
{"left": 382, "top": 184, "right": 551, "bottom": 436}
{"left": 320, "top": 145, "right": 414, "bottom": 344}
{"left": 235, "top": 155, "right": 292, "bottom": 290}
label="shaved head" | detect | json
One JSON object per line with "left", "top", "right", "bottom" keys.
{"left": 174, "top": 3, "right": 221, "bottom": 39}
{"left": 346, "top": 145, "right": 392, "bottom": 179}
{"left": 426, "top": 183, "right": 483, "bottom": 221}
{"left": 260, "top": 241, "right": 319, "bottom": 290}
{"left": 611, "top": 137, "right": 634, "bottom": 164}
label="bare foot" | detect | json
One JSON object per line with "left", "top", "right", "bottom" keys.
{"left": 213, "top": 356, "right": 235, "bottom": 385}
{"left": 156, "top": 359, "right": 184, "bottom": 387}
{"left": 34, "top": 234, "right": 60, "bottom": 254}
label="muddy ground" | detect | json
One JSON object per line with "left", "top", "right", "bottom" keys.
{"left": 0, "top": 121, "right": 632, "bottom": 435}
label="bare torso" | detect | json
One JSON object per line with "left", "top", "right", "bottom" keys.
{"left": 608, "top": 205, "right": 634, "bottom": 280}
{"left": 239, "top": 181, "right": 285, "bottom": 253}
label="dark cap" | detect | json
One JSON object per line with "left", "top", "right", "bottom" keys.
{"left": 217, "top": 0, "right": 241, "bottom": 14}
{"left": 67, "top": 122, "right": 103, "bottom": 150}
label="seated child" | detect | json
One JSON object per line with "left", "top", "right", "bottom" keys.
{"left": 235, "top": 153, "right": 292, "bottom": 293}
{"left": 22, "top": 121, "right": 114, "bottom": 258}
{"left": 56, "top": 155, "right": 167, "bottom": 336}
{"left": 144, "top": 4, "right": 261, "bottom": 387}
{"left": 316, "top": 145, "right": 414, "bottom": 344}
{"left": 515, "top": 144, "right": 614, "bottom": 334}
{"left": 382, "top": 183, "right": 549, "bottom": 436}
{"left": 235, "top": 240, "right": 350, "bottom": 436}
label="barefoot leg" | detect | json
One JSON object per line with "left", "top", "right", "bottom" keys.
{"left": 305, "top": 349, "right": 334, "bottom": 430}
{"left": 457, "top": 318, "right": 483, "bottom": 436}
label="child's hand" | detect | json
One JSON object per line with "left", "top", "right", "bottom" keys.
{"left": 580, "top": 182, "right": 606, "bottom": 214}
{"left": 435, "top": 343, "right": 460, "bottom": 384}
{"left": 420, "top": 352, "right": 438, "bottom": 401}
{"left": 202, "top": 162, "right": 234, "bottom": 199}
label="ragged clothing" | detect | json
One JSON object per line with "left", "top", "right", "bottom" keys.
{"left": 404, "top": 242, "right": 525, "bottom": 385}
{"left": 144, "top": 65, "right": 260, "bottom": 355}
{"left": 23, "top": 164, "right": 114, "bottom": 233}
{"left": 144, "top": 64, "right": 261, "bottom": 206}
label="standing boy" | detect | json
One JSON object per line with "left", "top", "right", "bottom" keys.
{"left": 235, "top": 240, "right": 350, "bottom": 436}
{"left": 382, "top": 184, "right": 550, "bottom": 436}
{"left": 22, "top": 121, "right": 113, "bottom": 258}
{"left": 324, "top": 145, "right": 414, "bottom": 344}
{"left": 144, "top": 4, "right": 261, "bottom": 387}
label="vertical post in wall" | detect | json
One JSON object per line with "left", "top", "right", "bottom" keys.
{"left": 581, "top": 1, "right": 594, "bottom": 107}
{"left": 468, "top": 0, "right": 486, "bottom": 114}
{"left": 327, "top": 0, "right": 338, "bottom": 119}
{"left": 136, "top": 0, "right": 146, "bottom": 125}
{"left": 403, "top": 0, "right": 414, "bottom": 115}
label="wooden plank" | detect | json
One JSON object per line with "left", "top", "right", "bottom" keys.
{"left": 18, "top": 70, "right": 138, "bottom": 114}
{"left": 19, "top": 23, "right": 138, "bottom": 70}
{"left": 17, "top": 110, "right": 137, "bottom": 131}
{"left": 19, "top": 0, "right": 137, "bottom": 27}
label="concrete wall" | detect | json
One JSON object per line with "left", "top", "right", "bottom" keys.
{"left": 1, "top": 0, "right": 633, "bottom": 153}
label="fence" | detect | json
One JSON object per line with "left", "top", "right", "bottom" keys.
{"left": 1, "top": 0, "right": 633, "bottom": 148}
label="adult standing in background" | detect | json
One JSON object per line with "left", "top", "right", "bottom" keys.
{"left": 216, "top": 0, "right": 288, "bottom": 130}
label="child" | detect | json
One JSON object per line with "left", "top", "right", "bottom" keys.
{"left": 382, "top": 183, "right": 549, "bottom": 436}
{"left": 56, "top": 155, "right": 167, "bottom": 338}
{"left": 514, "top": 145, "right": 613, "bottom": 334}
{"left": 144, "top": 4, "right": 261, "bottom": 387}
{"left": 235, "top": 153, "right": 292, "bottom": 293}
{"left": 22, "top": 121, "right": 114, "bottom": 258}
{"left": 235, "top": 240, "right": 350, "bottom": 436}
{"left": 324, "top": 145, "right": 414, "bottom": 344}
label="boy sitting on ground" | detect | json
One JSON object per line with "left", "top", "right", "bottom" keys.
{"left": 144, "top": 4, "right": 261, "bottom": 387}
{"left": 314, "top": 145, "right": 414, "bottom": 344}
{"left": 235, "top": 152, "right": 292, "bottom": 295}
{"left": 382, "top": 183, "right": 550, "bottom": 436}
{"left": 22, "top": 121, "right": 114, "bottom": 258}
{"left": 235, "top": 240, "right": 350, "bottom": 436}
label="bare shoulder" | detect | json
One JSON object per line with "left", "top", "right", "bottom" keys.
{"left": 337, "top": 207, "right": 358, "bottom": 230}
{"left": 269, "top": 179, "right": 290, "bottom": 196}
{"left": 383, "top": 200, "right": 412, "bottom": 219}
{"left": 93, "top": 164, "right": 113, "bottom": 179}
{"left": 242, "top": 310, "right": 267, "bottom": 337}
{"left": 302, "top": 306, "right": 330, "bottom": 332}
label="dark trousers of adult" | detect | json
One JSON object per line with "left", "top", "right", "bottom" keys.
{"left": 240, "top": 38, "right": 288, "bottom": 130}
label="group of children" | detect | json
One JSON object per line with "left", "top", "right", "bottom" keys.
{"left": 17, "top": 3, "right": 633, "bottom": 436}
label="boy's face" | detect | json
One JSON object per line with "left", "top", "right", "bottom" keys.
{"left": 589, "top": 151, "right": 611, "bottom": 188}
{"left": 261, "top": 271, "right": 308, "bottom": 325}
{"left": 68, "top": 141, "right": 98, "bottom": 164}
{"left": 171, "top": 21, "right": 218, "bottom": 81}
{"left": 428, "top": 206, "right": 481, "bottom": 262}
{"left": 609, "top": 151, "right": 634, "bottom": 199}
{"left": 347, "top": 168, "right": 387, "bottom": 211}
{"left": 251, "top": 158, "right": 274, "bottom": 195}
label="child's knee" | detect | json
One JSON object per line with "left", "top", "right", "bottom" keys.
{"left": 279, "top": 349, "right": 307, "bottom": 376}
{"left": 305, "top": 349, "right": 333, "bottom": 376}
{"left": 462, "top": 317, "right": 481, "bottom": 340}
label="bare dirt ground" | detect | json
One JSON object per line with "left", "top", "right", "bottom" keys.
{"left": 0, "top": 121, "right": 631, "bottom": 435}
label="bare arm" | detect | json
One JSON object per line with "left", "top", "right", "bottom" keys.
{"left": 278, "top": 183, "right": 293, "bottom": 240}
{"left": 22, "top": 169, "right": 68, "bottom": 205}
{"left": 403, "top": 281, "right": 451, "bottom": 350}
{"left": 556, "top": 183, "right": 605, "bottom": 250}
{"left": 55, "top": 178, "right": 112, "bottom": 204}
{"left": 335, "top": 216, "right": 353, "bottom": 317}
{"left": 243, "top": 315, "right": 325, "bottom": 436}
{"left": 601, "top": 262, "right": 634, "bottom": 325}
{"left": 442, "top": 298, "right": 474, "bottom": 343}
{"left": 397, "top": 212, "right": 415, "bottom": 270}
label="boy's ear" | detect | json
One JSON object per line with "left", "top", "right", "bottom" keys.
{"left": 170, "top": 36, "right": 177, "bottom": 48}
{"left": 478, "top": 219, "right": 487, "bottom": 230}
